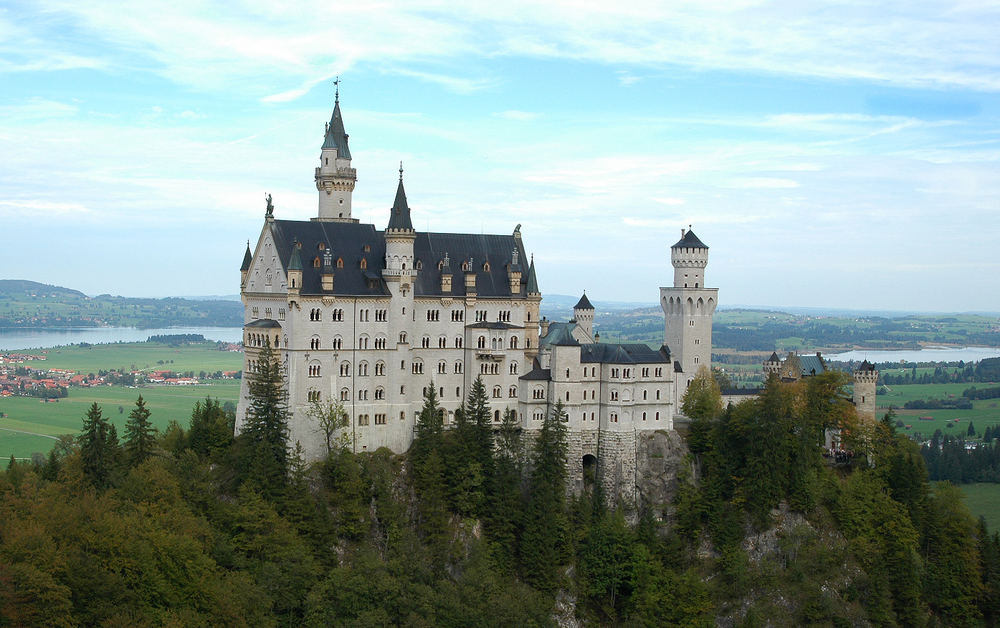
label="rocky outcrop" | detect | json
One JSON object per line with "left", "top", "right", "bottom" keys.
{"left": 635, "top": 429, "right": 689, "bottom": 518}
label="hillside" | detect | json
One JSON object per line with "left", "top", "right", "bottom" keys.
{"left": 0, "top": 279, "right": 242, "bottom": 328}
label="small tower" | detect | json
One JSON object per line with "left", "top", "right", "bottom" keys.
{"left": 287, "top": 241, "right": 303, "bottom": 295}
{"left": 525, "top": 254, "right": 542, "bottom": 359}
{"left": 763, "top": 351, "right": 782, "bottom": 377}
{"left": 507, "top": 248, "right": 522, "bottom": 293}
{"left": 440, "top": 253, "right": 453, "bottom": 293}
{"left": 660, "top": 227, "right": 719, "bottom": 388}
{"left": 314, "top": 84, "right": 358, "bottom": 222}
{"left": 853, "top": 360, "right": 879, "bottom": 422}
{"left": 240, "top": 241, "right": 252, "bottom": 288}
{"left": 573, "top": 292, "right": 595, "bottom": 341}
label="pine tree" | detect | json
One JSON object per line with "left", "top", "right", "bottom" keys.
{"left": 189, "top": 396, "right": 234, "bottom": 458}
{"left": 78, "top": 402, "right": 120, "bottom": 490}
{"left": 411, "top": 381, "right": 443, "bottom": 474}
{"left": 238, "top": 338, "right": 290, "bottom": 499}
{"left": 487, "top": 408, "right": 525, "bottom": 572}
{"left": 521, "top": 400, "right": 569, "bottom": 592}
{"left": 467, "top": 376, "right": 494, "bottom": 480}
{"left": 123, "top": 395, "right": 156, "bottom": 466}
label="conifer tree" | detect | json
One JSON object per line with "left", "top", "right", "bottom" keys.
{"left": 78, "top": 402, "right": 120, "bottom": 490}
{"left": 411, "top": 381, "right": 443, "bottom": 473}
{"left": 521, "top": 400, "right": 569, "bottom": 592}
{"left": 487, "top": 407, "right": 525, "bottom": 571}
{"left": 188, "top": 396, "right": 234, "bottom": 458}
{"left": 467, "top": 376, "right": 494, "bottom": 480}
{"left": 239, "top": 338, "right": 290, "bottom": 499}
{"left": 123, "top": 395, "right": 156, "bottom": 466}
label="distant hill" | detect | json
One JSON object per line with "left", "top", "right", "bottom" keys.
{"left": 0, "top": 279, "right": 242, "bottom": 328}
{"left": 0, "top": 279, "right": 87, "bottom": 299}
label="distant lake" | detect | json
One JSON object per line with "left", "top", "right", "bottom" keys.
{"left": 826, "top": 347, "right": 1000, "bottom": 364}
{"left": 0, "top": 327, "right": 244, "bottom": 351}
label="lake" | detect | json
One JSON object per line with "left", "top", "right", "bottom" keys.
{"left": 825, "top": 347, "right": 1000, "bottom": 364}
{"left": 0, "top": 326, "right": 244, "bottom": 351}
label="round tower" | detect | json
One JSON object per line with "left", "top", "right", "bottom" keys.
{"left": 660, "top": 226, "right": 718, "bottom": 389}
{"left": 315, "top": 85, "right": 358, "bottom": 222}
{"left": 853, "top": 360, "right": 878, "bottom": 422}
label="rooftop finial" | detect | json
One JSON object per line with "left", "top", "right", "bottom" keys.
{"left": 399, "top": 161, "right": 404, "bottom": 181}
{"left": 333, "top": 76, "right": 340, "bottom": 104}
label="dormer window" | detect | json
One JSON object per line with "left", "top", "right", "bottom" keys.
{"left": 336, "top": 257, "right": 344, "bottom": 269}
{"left": 318, "top": 242, "right": 326, "bottom": 251}
{"left": 363, "top": 244, "right": 371, "bottom": 253}
{"left": 415, "top": 260, "right": 423, "bottom": 270}
{"left": 483, "top": 261, "right": 491, "bottom": 272}
{"left": 313, "top": 257, "right": 321, "bottom": 268}
{"left": 461, "top": 261, "right": 470, "bottom": 271}
{"left": 360, "top": 258, "right": 368, "bottom": 270}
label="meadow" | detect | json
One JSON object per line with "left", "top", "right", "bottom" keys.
{"left": 1, "top": 341, "right": 243, "bottom": 460}
{"left": 960, "top": 483, "right": 1000, "bottom": 531}
{"left": 876, "top": 382, "right": 1000, "bottom": 440}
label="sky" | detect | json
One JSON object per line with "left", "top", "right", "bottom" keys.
{"left": 1, "top": 1, "right": 998, "bottom": 312}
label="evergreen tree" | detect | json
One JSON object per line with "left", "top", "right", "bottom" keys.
{"left": 682, "top": 365, "right": 722, "bottom": 455}
{"left": 238, "top": 338, "right": 290, "bottom": 499}
{"left": 521, "top": 400, "right": 569, "bottom": 592}
{"left": 123, "top": 395, "right": 156, "bottom": 466}
{"left": 467, "top": 376, "right": 494, "bottom": 482}
{"left": 188, "top": 396, "right": 234, "bottom": 458}
{"left": 486, "top": 408, "right": 525, "bottom": 571}
{"left": 410, "top": 381, "right": 443, "bottom": 474}
{"left": 78, "top": 402, "right": 120, "bottom": 490}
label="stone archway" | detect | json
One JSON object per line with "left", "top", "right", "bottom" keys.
{"left": 582, "top": 454, "right": 598, "bottom": 494}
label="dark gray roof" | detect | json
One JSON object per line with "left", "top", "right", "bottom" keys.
{"left": 241, "top": 243, "right": 253, "bottom": 271}
{"left": 321, "top": 100, "right": 351, "bottom": 159}
{"left": 267, "top": 219, "right": 530, "bottom": 298}
{"left": 520, "top": 360, "right": 551, "bottom": 381}
{"left": 466, "top": 321, "right": 523, "bottom": 330}
{"left": 574, "top": 293, "right": 594, "bottom": 310}
{"left": 768, "top": 351, "right": 780, "bottom": 362}
{"left": 580, "top": 343, "right": 671, "bottom": 365}
{"left": 387, "top": 178, "right": 414, "bottom": 231}
{"left": 526, "top": 258, "right": 539, "bottom": 294}
{"left": 671, "top": 229, "right": 708, "bottom": 249}
{"left": 857, "top": 360, "right": 876, "bottom": 372}
{"left": 245, "top": 318, "right": 281, "bottom": 328}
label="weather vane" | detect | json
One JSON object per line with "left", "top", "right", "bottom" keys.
{"left": 399, "top": 161, "right": 404, "bottom": 181}
{"left": 333, "top": 76, "right": 340, "bottom": 103}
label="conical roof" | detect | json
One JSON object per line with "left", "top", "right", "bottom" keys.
{"left": 526, "top": 258, "right": 539, "bottom": 294}
{"left": 574, "top": 292, "right": 594, "bottom": 310}
{"left": 321, "top": 100, "right": 351, "bottom": 159}
{"left": 671, "top": 229, "right": 708, "bottom": 249}
{"left": 288, "top": 244, "right": 303, "bottom": 271}
{"left": 387, "top": 177, "right": 414, "bottom": 231}
{"left": 240, "top": 242, "right": 252, "bottom": 271}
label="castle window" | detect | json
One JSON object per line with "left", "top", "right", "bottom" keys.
{"left": 611, "top": 413, "right": 618, "bottom": 423}
{"left": 454, "top": 361, "right": 463, "bottom": 374}
{"left": 421, "top": 336, "right": 430, "bottom": 348}
{"left": 252, "top": 307, "right": 259, "bottom": 319}
{"left": 360, "top": 258, "right": 367, "bottom": 270}
{"left": 308, "top": 363, "right": 321, "bottom": 378}
{"left": 308, "top": 390, "right": 321, "bottom": 402}
{"left": 642, "top": 368, "right": 649, "bottom": 377}
{"left": 610, "top": 390, "right": 618, "bottom": 401}
{"left": 375, "top": 309, "right": 387, "bottom": 322}
{"left": 462, "top": 261, "right": 469, "bottom": 271}
{"left": 451, "top": 310, "right": 464, "bottom": 322}
{"left": 336, "top": 257, "right": 344, "bottom": 269}
{"left": 493, "top": 386, "right": 502, "bottom": 399}
{"left": 400, "top": 385, "right": 405, "bottom": 395}
{"left": 399, "top": 332, "right": 407, "bottom": 343}
{"left": 510, "top": 362, "right": 518, "bottom": 375}
{"left": 364, "top": 244, "right": 371, "bottom": 253}
{"left": 694, "top": 357, "right": 699, "bottom": 364}
{"left": 438, "top": 360, "right": 447, "bottom": 374}
{"left": 566, "top": 369, "right": 570, "bottom": 378}
{"left": 439, "top": 336, "right": 447, "bottom": 348}
{"left": 339, "top": 361, "right": 350, "bottom": 377}
{"left": 642, "top": 412, "right": 647, "bottom": 421}
{"left": 426, "top": 310, "right": 439, "bottom": 321}
{"left": 374, "top": 336, "right": 386, "bottom": 350}
{"left": 310, "top": 336, "right": 320, "bottom": 350}
{"left": 313, "top": 257, "right": 321, "bottom": 268}
{"left": 509, "top": 336, "right": 518, "bottom": 349}
{"left": 358, "top": 335, "right": 369, "bottom": 349}
{"left": 478, "top": 336, "right": 486, "bottom": 349}
{"left": 358, "top": 389, "right": 368, "bottom": 400}
{"left": 439, "top": 386, "right": 444, "bottom": 398}
{"left": 332, "top": 336, "right": 343, "bottom": 350}
{"left": 412, "top": 360, "right": 424, "bottom": 374}
{"left": 483, "top": 261, "right": 490, "bottom": 272}
{"left": 358, "top": 414, "right": 369, "bottom": 426}
{"left": 643, "top": 390, "right": 647, "bottom": 400}
{"left": 655, "top": 412, "right": 660, "bottom": 421}
{"left": 400, "top": 411, "right": 406, "bottom": 422}
{"left": 416, "top": 260, "right": 423, "bottom": 270}
{"left": 695, "top": 339, "right": 700, "bottom": 345}
{"left": 494, "top": 410, "right": 501, "bottom": 423}
{"left": 655, "top": 368, "right": 662, "bottom": 377}
{"left": 358, "top": 361, "right": 368, "bottom": 376}
{"left": 278, "top": 308, "right": 285, "bottom": 321}
{"left": 375, "top": 413, "right": 386, "bottom": 425}
{"left": 265, "top": 307, "right": 272, "bottom": 318}
{"left": 509, "top": 386, "right": 517, "bottom": 398}
{"left": 340, "top": 388, "right": 349, "bottom": 401}
{"left": 656, "top": 390, "right": 661, "bottom": 400}
{"left": 565, "top": 391, "right": 570, "bottom": 401}
{"left": 375, "top": 387, "right": 385, "bottom": 400}
{"left": 456, "top": 336, "right": 463, "bottom": 348}
{"left": 689, "top": 320, "right": 694, "bottom": 326}
{"left": 375, "top": 361, "right": 385, "bottom": 376}
{"left": 533, "top": 387, "right": 544, "bottom": 399}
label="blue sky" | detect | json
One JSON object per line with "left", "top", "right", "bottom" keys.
{"left": 1, "top": 1, "right": 998, "bottom": 311}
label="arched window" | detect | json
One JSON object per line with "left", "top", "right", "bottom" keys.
{"left": 340, "top": 388, "right": 349, "bottom": 401}
{"left": 478, "top": 336, "right": 486, "bottom": 349}
{"left": 399, "top": 332, "right": 407, "bottom": 343}
{"left": 360, "top": 258, "right": 367, "bottom": 270}
{"left": 375, "top": 361, "right": 385, "bottom": 376}
{"left": 336, "top": 257, "right": 344, "bottom": 269}
{"left": 454, "top": 361, "right": 463, "bottom": 374}
{"left": 455, "top": 336, "right": 463, "bottom": 348}
{"left": 509, "top": 386, "right": 517, "bottom": 398}
{"left": 358, "top": 361, "right": 369, "bottom": 376}
{"left": 509, "top": 336, "right": 518, "bottom": 349}
{"left": 340, "top": 361, "right": 351, "bottom": 377}
{"left": 493, "top": 386, "right": 502, "bottom": 398}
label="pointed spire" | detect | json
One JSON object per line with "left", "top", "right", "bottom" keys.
{"left": 526, "top": 255, "right": 539, "bottom": 294}
{"left": 241, "top": 241, "right": 252, "bottom": 271}
{"left": 387, "top": 167, "right": 414, "bottom": 231}
{"left": 322, "top": 84, "right": 351, "bottom": 159}
{"left": 574, "top": 292, "right": 594, "bottom": 310}
{"left": 288, "top": 240, "right": 303, "bottom": 271}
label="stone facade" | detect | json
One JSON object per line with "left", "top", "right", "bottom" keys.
{"left": 237, "top": 96, "right": 719, "bottom": 504}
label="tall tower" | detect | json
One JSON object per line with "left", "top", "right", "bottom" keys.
{"left": 660, "top": 227, "right": 718, "bottom": 388}
{"left": 314, "top": 85, "right": 358, "bottom": 222}
{"left": 573, "top": 292, "right": 595, "bottom": 342}
{"left": 853, "top": 360, "right": 878, "bottom": 422}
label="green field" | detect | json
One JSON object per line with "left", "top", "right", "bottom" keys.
{"left": 0, "top": 341, "right": 243, "bottom": 460}
{"left": 21, "top": 341, "right": 243, "bottom": 374}
{"left": 876, "top": 382, "right": 1000, "bottom": 440}
{"left": 960, "top": 483, "right": 1000, "bottom": 532}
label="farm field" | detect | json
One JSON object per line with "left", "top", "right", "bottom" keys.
{"left": 1, "top": 341, "right": 244, "bottom": 460}
{"left": 19, "top": 341, "right": 243, "bottom": 374}
{"left": 960, "top": 483, "right": 1000, "bottom": 532}
{"left": 876, "top": 382, "right": 1000, "bottom": 439}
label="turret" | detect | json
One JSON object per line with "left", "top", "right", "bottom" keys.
{"left": 440, "top": 253, "right": 452, "bottom": 293}
{"left": 464, "top": 258, "right": 477, "bottom": 295}
{"left": 314, "top": 84, "right": 358, "bottom": 222}
{"left": 524, "top": 254, "right": 542, "bottom": 358}
{"left": 287, "top": 241, "right": 303, "bottom": 295}
{"left": 573, "top": 292, "right": 595, "bottom": 341}
{"left": 763, "top": 351, "right": 782, "bottom": 376}
{"left": 671, "top": 227, "right": 709, "bottom": 288}
{"left": 507, "top": 248, "right": 522, "bottom": 293}
{"left": 853, "top": 360, "right": 879, "bottom": 422}
{"left": 240, "top": 241, "right": 252, "bottom": 288}
{"left": 383, "top": 165, "right": 416, "bottom": 281}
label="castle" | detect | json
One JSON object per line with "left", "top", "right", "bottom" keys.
{"left": 236, "top": 94, "right": 718, "bottom": 501}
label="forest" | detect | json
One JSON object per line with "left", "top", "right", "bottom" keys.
{"left": 1, "top": 342, "right": 999, "bottom": 626}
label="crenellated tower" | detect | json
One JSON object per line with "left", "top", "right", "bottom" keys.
{"left": 314, "top": 84, "right": 358, "bottom": 222}
{"left": 660, "top": 227, "right": 718, "bottom": 390}
{"left": 853, "top": 360, "right": 879, "bottom": 422}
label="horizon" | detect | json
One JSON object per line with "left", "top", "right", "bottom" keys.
{"left": 1, "top": 3, "right": 998, "bottom": 310}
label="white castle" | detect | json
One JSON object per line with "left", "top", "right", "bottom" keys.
{"left": 236, "top": 95, "right": 718, "bottom": 501}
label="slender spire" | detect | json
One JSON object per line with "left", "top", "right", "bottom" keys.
{"left": 387, "top": 167, "right": 414, "bottom": 231}
{"left": 526, "top": 255, "right": 539, "bottom": 294}
{"left": 288, "top": 241, "right": 303, "bottom": 271}
{"left": 241, "top": 240, "right": 252, "bottom": 271}
{"left": 321, "top": 84, "right": 351, "bottom": 159}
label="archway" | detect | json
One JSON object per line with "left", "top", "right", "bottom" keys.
{"left": 582, "top": 454, "right": 598, "bottom": 493}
